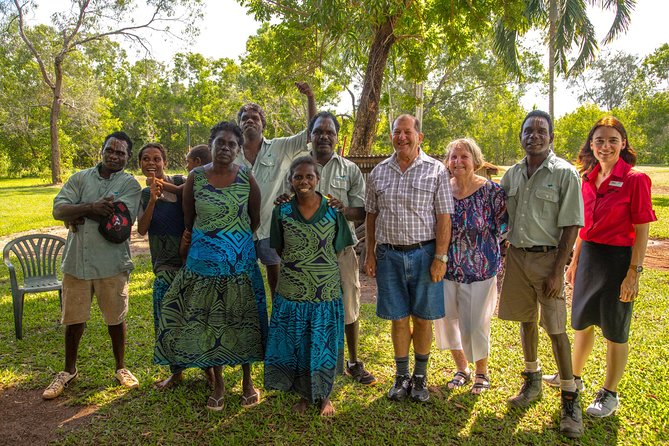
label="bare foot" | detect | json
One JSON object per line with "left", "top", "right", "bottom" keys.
{"left": 319, "top": 398, "right": 335, "bottom": 417}
{"left": 154, "top": 372, "right": 183, "bottom": 390}
{"left": 202, "top": 367, "right": 215, "bottom": 389}
{"left": 292, "top": 398, "right": 309, "bottom": 414}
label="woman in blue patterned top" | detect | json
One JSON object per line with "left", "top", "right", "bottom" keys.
{"left": 154, "top": 121, "right": 268, "bottom": 411}
{"left": 434, "top": 138, "right": 507, "bottom": 394}
{"left": 266, "top": 156, "right": 353, "bottom": 416}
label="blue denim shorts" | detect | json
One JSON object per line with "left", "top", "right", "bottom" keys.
{"left": 255, "top": 238, "right": 281, "bottom": 266}
{"left": 375, "top": 242, "right": 445, "bottom": 320}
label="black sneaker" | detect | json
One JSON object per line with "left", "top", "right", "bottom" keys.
{"left": 345, "top": 361, "right": 377, "bottom": 385}
{"left": 387, "top": 374, "right": 411, "bottom": 401}
{"left": 560, "top": 390, "right": 584, "bottom": 438}
{"left": 410, "top": 375, "right": 430, "bottom": 402}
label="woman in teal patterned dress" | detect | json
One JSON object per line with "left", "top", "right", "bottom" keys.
{"left": 266, "top": 156, "right": 353, "bottom": 416}
{"left": 154, "top": 121, "right": 267, "bottom": 411}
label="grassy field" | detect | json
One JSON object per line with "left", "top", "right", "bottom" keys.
{"left": 1, "top": 254, "right": 668, "bottom": 445}
{"left": 0, "top": 178, "right": 61, "bottom": 236}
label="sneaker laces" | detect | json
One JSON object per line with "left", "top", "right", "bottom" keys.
{"left": 593, "top": 389, "right": 609, "bottom": 407}
{"left": 563, "top": 394, "right": 576, "bottom": 417}
{"left": 46, "top": 372, "right": 71, "bottom": 391}
{"left": 117, "top": 368, "right": 134, "bottom": 382}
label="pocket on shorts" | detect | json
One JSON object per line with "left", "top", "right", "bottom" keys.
{"left": 376, "top": 244, "right": 388, "bottom": 261}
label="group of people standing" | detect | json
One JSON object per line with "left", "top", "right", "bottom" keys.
{"left": 41, "top": 81, "right": 655, "bottom": 438}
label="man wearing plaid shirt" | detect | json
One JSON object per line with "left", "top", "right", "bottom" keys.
{"left": 365, "top": 114, "right": 453, "bottom": 403}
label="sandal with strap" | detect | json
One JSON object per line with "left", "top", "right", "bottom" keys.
{"left": 447, "top": 371, "right": 471, "bottom": 389}
{"left": 207, "top": 395, "right": 225, "bottom": 411}
{"left": 240, "top": 388, "right": 260, "bottom": 408}
{"left": 471, "top": 374, "right": 490, "bottom": 395}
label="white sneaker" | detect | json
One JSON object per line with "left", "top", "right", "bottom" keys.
{"left": 542, "top": 372, "right": 585, "bottom": 392}
{"left": 115, "top": 368, "right": 139, "bottom": 388}
{"left": 586, "top": 388, "right": 620, "bottom": 417}
{"left": 42, "top": 370, "right": 77, "bottom": 400}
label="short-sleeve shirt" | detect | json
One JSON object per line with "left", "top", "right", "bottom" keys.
{"left": 446, "top": 181, "right": 507, "bottom": 284}
{"left": 580, "top": 158, "right": 657, "bottom": 246}
{"left": 501, "top": 151, "right": 584, "bottom": 247}
{"left": 138, "top": 175, "right": 185, "bottom": 273}
{"left": 235, "top": 130, "right": 308, "bottom": 240}
{"left": 283, "top": 152, "right": 365, "bottom": 244}
{"left": 270, "top": 195, "right": 354, "bottom": 302}
{"left": 54, "top": 165, "right": 142, "bottom": 280}
{"left": 365, "top": 150, "right": 453, "bottom": 245}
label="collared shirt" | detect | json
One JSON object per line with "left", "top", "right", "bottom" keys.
{"left": 365, "top": 150, "right": 453, "bottom": 245}
{"left": 581, "top": 158, "right": 656, "bottom": 246}
{"left": 235, "top": 130, "right": 307, "bottom": 239}
{"left": 501, "top": 151, "right": 584, "bottom": 248}
{"left": 54, "top": 165, "right": 141, "bottom": 280}
{"left": 283, "top": 151, "right": 365, "bottom": 244}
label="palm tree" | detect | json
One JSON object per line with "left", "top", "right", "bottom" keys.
{"left": 493, "top": 0, "right": 635, "bottom": 119}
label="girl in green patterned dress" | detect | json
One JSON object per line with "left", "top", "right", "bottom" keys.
{"left": 266, "top": 156, "right": 353, "bottom": 416}
{"left": 154, "top": 121, "right": 268, "bottom": 411}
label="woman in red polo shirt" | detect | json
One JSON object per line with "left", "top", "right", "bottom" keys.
{"left": 561, "top": 117, "right": 655, "bottom": 418}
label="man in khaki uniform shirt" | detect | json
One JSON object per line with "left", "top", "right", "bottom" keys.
{"left": 235, "top": 82, "right": 316, "bottom": 296}
{"left": 298, "top": 111, "right": 376, "bottom": 385}
{"left": 499, "top": 110, "right": 584, "bottom": 438}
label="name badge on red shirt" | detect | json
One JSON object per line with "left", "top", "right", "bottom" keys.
{"left": 609, "top": 181, "right": 623, "bottom": 187}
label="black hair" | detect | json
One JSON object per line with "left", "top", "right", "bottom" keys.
{"left": 187, "top": 144, "right": 212, "bottom": 164}
{"left": 208, "top": 121, "right": 244, "bottom": 147}
{"left": 137, "top": 142, "right": 167, "bottom": 163}
{"left": 289, "top": 156, "right": 320, "bottom": 179}
{"left": 102, "top": 131, "right": 133, "bottom": 158}
{"left": 520, "top": 110, "right": 554, "bottom": 137}
{"left": 308, "top": 111, "right": 340, "bottom": 135}
{"left": 237, "top": 103, "right": 267, "bottom": 130}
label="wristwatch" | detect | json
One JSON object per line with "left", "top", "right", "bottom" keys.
{"left": 629, "top": 264, "right": 643, "bottom": 273}
{"left": 434, "top": 254, "right": 448, "bottom": 263}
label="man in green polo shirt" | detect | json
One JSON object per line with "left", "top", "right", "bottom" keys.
{"left": 499, "top": 110, "right": 584, "bottom": 438}
{"left": 43, "top": 132, "right": 142, "bottom": 400}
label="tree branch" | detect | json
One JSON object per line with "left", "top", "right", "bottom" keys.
{"left": 12, "top": 0, "right": 55, "bottom": 90}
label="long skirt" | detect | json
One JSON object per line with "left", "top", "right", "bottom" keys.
{"left": 264, "top": 294, "right": 344, "bottom": 404}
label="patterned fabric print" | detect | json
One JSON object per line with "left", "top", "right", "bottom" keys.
{"left": 154, "top": 167, "right": 268, "bottom": 369}
{"left": 152, "top": 270, "right": 178, "bottom": 337}
{"left": 264, "top": 294, "right": 344, "bottom": 404}
{"left": 446, "top": 181, "right": 507, "bottom": 284}
{"left": 275, "top": 201, "right": 341, "bottom": 303}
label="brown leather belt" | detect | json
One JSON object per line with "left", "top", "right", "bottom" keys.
{"left": 383, "top": 239, "right": 435, "bottom": 252}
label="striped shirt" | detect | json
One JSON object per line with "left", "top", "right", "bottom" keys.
{"left": 365, "top": 150, "right": 453, "bottom": 245}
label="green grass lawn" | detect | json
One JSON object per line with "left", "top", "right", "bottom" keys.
{"left": 0, "top": 178, "right": 61, "bottom": 236}
{"left": 1, "top": 255, "right": 668, "bottom": 445}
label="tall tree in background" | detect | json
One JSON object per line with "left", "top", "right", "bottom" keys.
{"left": 494, "top": 0, "right": 635, "bottom": 119}
{"left": 1, "top": 0, "right": 202, "bottom": 184}
{"left": 239, "top": 0, "right": 526, "bottom": 156}
{"left": 569, "top": 51, "right": 638, "bottom": 110}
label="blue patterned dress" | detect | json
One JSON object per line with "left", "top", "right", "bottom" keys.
{"left": 265, "top": 195, "right": 353, "bottom": 403}
{"left": 154, "top": 167, "right": 268, "bottom": 368}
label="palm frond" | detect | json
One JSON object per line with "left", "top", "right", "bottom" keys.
{"left": 492, "top": 19, "right": 521, "bottom": 76}
{"left": 592, "top": 0, "right": 635, "bottom": 44}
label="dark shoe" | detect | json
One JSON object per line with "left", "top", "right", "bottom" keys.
{"left": 387, "top": 374, "right": 411, "bottom": 401}
{"left": 508, "top": 371, "right": 542, "bottom": 407}
{"left": 560, "top": 390, "right": 584, "bottom": 438}
{"left": 345, "top": 361, "right": 377, "bottom": 385}
{"left": 410, "top": 375, "right": 430, "bottom": 402}
{"left": 586, "top": 388, "right": 620, "bottom": 417}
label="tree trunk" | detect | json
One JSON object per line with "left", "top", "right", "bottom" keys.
{"left": 348, "top": 15, "right": 399, "bottom": 156}
{"left": 548, "top": 0, "right": 557, "bottom": 121}
{"left": 50, "top": 58, "right": 64, "bottom": 184}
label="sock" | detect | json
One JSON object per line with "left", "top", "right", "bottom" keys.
{"left": 413, "top": 353, "right": 430, "bottom": 377}
{"left": 525, "top": 360, "right": 540, "bottom": 373}
{"left": 395, "top": 356, "right": 410, "bottom": 377}
{"left": 560, "top": 378, "right": 577, "bottom": 392}
{"left": 603, "top": 387, "right": 618, "bottom": 397}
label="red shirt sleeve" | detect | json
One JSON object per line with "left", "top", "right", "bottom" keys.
{"left": 628, "top": 170, "right": 657, "bottom": 225}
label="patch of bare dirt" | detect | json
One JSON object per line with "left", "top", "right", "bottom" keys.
{"left": 0, "top": 387, "right": 99, "bottom": 445}
{"left": 645, "top": 239, "right": 669, "bottom": 271}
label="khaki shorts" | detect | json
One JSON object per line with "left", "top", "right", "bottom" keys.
{"left": 498, "top": 245, "right": 566, "bottom": 335}
{"left": 61, "top": 272, "right": 130, "bottom": 326}
{"left": 337, "top": 246, "right": 361, "bottom": 325}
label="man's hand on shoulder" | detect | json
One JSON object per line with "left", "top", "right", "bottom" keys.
{"left": 273, "top": 193, "right": 292, "bottom": 206}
